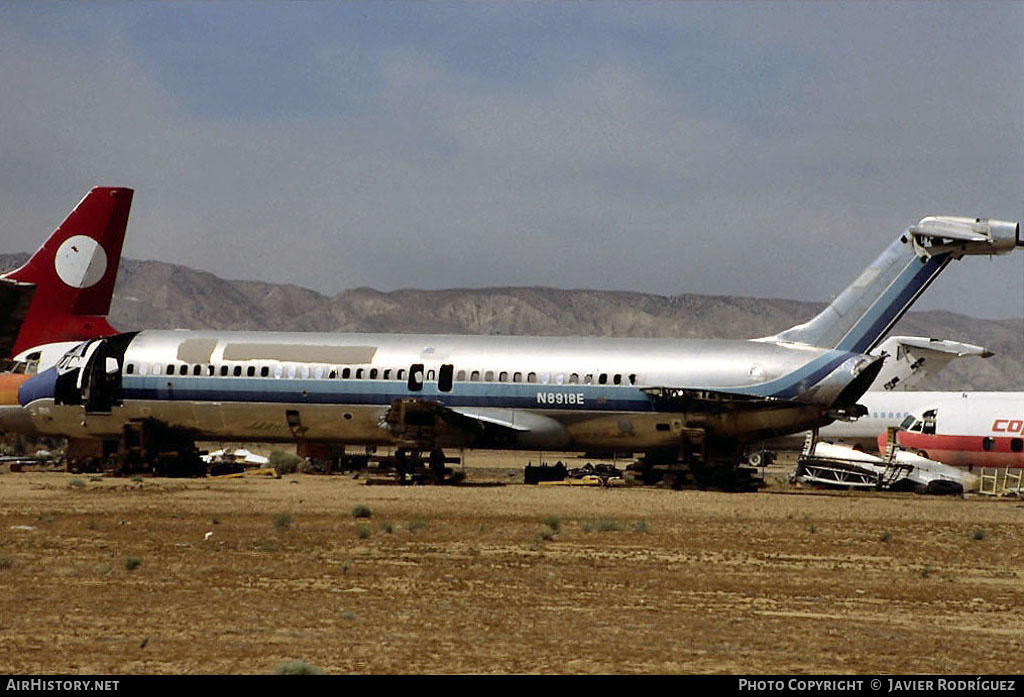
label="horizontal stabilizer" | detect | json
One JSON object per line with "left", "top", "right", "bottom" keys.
{"left": 909, "top": 216, "right": 1020, "bottom": 248}
{"left": 870, "top": 336, "right": 992, "bottom": 392}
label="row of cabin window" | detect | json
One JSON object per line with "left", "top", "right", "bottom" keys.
{"left": 124, "top": 362, "right": 638, "bottom": 386}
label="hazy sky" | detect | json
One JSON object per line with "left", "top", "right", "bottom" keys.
{"left": 1, "top": 2, "right": 1021, "bottom": 319}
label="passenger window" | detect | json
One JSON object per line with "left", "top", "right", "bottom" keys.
{"left": 471, "top": 371, "right": 480, "bottom": 382}
{"left": 982, "top": 437, "right": 995, "bottom": 452}
{"left": 613, "top": 374, "right": 622, "bottom": 385}
{"left": 233, "top": 366, "right": 242, "bottom": 377}
{"left": 628, "top": 374, "right": 636, "bottom": 385}
{"left": 569, "top": 373, "right": 579, "bottom": 384}
{"left": 166, "top": 364, "right": 175, "bottom": 375}
{"left": 180, "top": 365, "right": 189, "bottom": 376}
{"left": 456, "top": 370, "right": 466, "bottom": 381}
{"left": 1012, "top": 439, "right": 1023, "bottom": 453}
{"left": 247, "top": 366, "right": 256, "bottom": 377}
{"left": 342, "top": 368, "right": 351, "bottom": 379}
{"left": 427, "top": 369, "right": 436, "bottom": 381}
{"left": 261, "top": 366, "right": 270, "bottom": 377}
{"left": 598, "top": 373, "right": 608, "bottom": 385}
{"left": 383, "top": 369, "right": 391, "bottom": 380}
{"left": 397, "top": 369, "right": 406, "bottom": 380}
{"left": 370, "top": 368, "right": 378, "bottom": 379}
{"left": 356, "top": 368, "right": 364, "bottom": 379}
{"left": 315, "top": 366, "right": 324, "bottom": 379}
{"left": 193, "top": 365, "right": 202, "bottom": 376}
{"left": 513, "top": 372, "right": 522, "bottom": 383}
{"left": 126, "top": 364, "right": 134, "bottom": 375}
{"left": 584, "top": 374, "right": 593, "bottom": 385}
{"left": 208, "top": 365, "right": 216, "bottom": 376}
{"left": 408, "top": 363, "right": 424, "bottom": 392}
{"left": 484, "top": 371, "right": 494, "bottom": 382}
{"left": 220, "top": 366, "right": 229, "bottom": 376}
{"left": 554, "top": 373, "right": 564, "bottom": 385}
{"left": 499, "top": 371, "right": 508, "bottom": 382}
{"left": 540, "top": 373, "right": 550, "bottom": 384}
{"left": 527, "top": 372, "right": 536, "bottom": 383}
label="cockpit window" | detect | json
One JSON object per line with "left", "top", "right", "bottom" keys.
{"left": 922, "top": 409, "right": 937, "bottom": 435}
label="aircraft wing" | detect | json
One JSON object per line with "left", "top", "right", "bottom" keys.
{"left": 640, "top": 387, "right": 791, "bottom": 412}
{"left": 446, "top": 407, "right": 531, "bottom": 432}
{"left": 641, "top": 386, "right": 868, "bottom": 421}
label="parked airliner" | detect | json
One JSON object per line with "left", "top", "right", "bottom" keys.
{"left": 884, "top": 393, "right": 1024, "bottom": 469}
{"left": 15, "top": 213, "right": 1022, "bottom": 485}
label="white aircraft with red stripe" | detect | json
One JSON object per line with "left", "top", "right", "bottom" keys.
{"left": 881, "top": 393, "right": 1024, "bottom": 469}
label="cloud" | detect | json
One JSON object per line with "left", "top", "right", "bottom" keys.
{"left": 0, "top": 3, "right": 1020, "bottom": 321}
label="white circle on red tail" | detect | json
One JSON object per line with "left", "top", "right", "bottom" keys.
{"left": 54, "top": 235, "right": 107, "bottom": 288}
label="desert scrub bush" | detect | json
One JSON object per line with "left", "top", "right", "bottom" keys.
{"left": 408, "top": 517, "right": 427, "bottom": 532}
{"left": 632, "top": 520, "right": 650, "bottom": 534}
{"left": 879, "top": 531, "right": 892, "bottom": 542}
{"left": 351, "top": 504, "right": 372, "bottom": 519}
{"left": 543, "top": 515, "right": 561, "bottom": 532}
{"left": 272, "top": 660, "right": 324, "bottom": 675}
{"left": 535, "top": 529, "right": 555, "bottom": 543}
{"left": 584, "top": 519, "right": 623, "bottom": 533}
{"left": 0, "top": 556, "right": 13, "bottom": 571}
{"left": 67, "top": 478, "right": 86, "bottom": 489}
{"left": 356, "top": 526, "right": 372, "bottom": 540}
{"left": 380, "top": 521, "right": 393, "bottom": 534}
{"left": 269, "top": 450, "right": 303, "bottom": 475}
{"left": 124, "top": 557, "right": 142, "bottom": 572}
{"left": 973, "top": 528, "right": 986, "bottom": 541}
{"left": 273, "top": 513, "right": 293, "bottom": 531}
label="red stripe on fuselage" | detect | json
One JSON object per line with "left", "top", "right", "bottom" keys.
{"left": 892, "top": 430, "right": 1024, "bottom": 468}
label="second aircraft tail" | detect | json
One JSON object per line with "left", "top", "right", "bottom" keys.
{"left": 1, "top": 187, "right": 133, "bottom": 357}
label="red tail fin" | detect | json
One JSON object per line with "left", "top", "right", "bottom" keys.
{"left": 2, "top": 187, "right": 132, "bottom": 357}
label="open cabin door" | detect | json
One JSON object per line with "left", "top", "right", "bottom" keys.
{"left": 63, "top": 332, "right": 138, "bottom": 414}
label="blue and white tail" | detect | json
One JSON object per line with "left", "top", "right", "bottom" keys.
{"left": 765, "top": 216, "right": 1020, "bottom": 354}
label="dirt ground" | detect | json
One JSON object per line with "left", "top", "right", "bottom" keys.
{"left": 0, "top": 452, "right": 1021, "bottom": 675}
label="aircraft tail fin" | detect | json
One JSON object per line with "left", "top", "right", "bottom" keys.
{"left": 1, "top": 187, "right": 132, "bottom": 357}
{"left": 763, "top": 216, "right": 1020, "bottom": 354}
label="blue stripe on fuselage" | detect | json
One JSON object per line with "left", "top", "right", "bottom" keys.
{"left": 721, "top": 350, "right": 855, "bottom": 400}
{"left": 123, "top": 377, "right": 655, "bottom": 412}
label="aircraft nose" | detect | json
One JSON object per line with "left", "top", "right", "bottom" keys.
{"left": 18, "top": 367, "right": 57, "bottom": 406}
